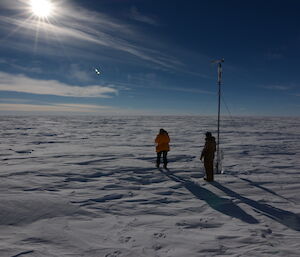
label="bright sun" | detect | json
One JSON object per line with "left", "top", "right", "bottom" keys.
{"left": 30, "top": 0, "right": 53, "bottom": 18}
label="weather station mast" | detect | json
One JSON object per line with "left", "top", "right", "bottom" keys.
{"left": 211, "top": 58, "right": 224, "bottom": 174}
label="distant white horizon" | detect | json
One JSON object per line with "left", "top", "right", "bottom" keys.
{"left": 0, "top": 107, "right": 299, "bottom": 118}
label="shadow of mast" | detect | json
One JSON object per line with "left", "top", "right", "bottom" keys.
{"left": 211, "top": 181, "right": 300, "bottom": 231}
{"left": 239, "top": 177, "right": 296, "bottom": 204}
{"left": 161, "top": 170, "right": 259, "bottom": 224}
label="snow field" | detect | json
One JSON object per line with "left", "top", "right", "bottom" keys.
{"left": 0, "top": 116, "right": 299, "bottom": 256}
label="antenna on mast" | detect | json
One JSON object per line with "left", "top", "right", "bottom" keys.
{"left": 211, "top": 58, "right": 224, "bottom": 174}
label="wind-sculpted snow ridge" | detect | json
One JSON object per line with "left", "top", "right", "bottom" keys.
{"left": 0, "top": 115, "right": 299, "bottom": 257}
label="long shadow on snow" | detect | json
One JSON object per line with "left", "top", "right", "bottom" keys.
{"left": 160, "top": 170, "right": 259, "bottom": 224}
{"left": 239, "top": 177, "right": 295, "bottom": 204}
{"left": 211, "top": 181, "right": 300, "bottom": 231}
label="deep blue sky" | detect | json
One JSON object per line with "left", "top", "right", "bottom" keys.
{"left": 0, "top": 0, "right": 299, "bottom": 115}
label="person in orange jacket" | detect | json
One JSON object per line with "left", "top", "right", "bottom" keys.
{"left": 155, "top": 129, "right": 170, "bottom": 168}
{"left": 200, "top": 132, "right": 216, "bottom": 182}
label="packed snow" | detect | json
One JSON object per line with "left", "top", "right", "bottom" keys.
{"left": 0, "top": 115, "right": 299, "bottom": 257}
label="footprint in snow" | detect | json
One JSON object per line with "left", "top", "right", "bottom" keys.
{"left": 105, "top": 250, "right": 121, "bottom": 257}
{"left": 118, "top": 236, "right": 132, "bottom": 243}
{"left": 153, "top": 232, "right": 166, "bottom": 239}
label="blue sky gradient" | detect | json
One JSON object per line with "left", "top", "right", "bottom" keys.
{"left": 0, "top": 0, "right": 299, "bottom": 115}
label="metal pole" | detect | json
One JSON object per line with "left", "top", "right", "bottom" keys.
{"left": 212, "top": 58, "right": 224, "bottom": 174}
{"left": 217, "top": 63, "right": 221, "bottom": 174}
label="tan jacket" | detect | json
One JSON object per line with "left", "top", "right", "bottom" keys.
{"left": 201, "top": 136, "right": 216, "bottom": 160}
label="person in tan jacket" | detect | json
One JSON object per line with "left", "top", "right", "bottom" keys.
{"left": 200, "top": 132, "right": 216, "bottom": 182}
{"left": 155, "top": 129, "right": 170, "bottom": 168}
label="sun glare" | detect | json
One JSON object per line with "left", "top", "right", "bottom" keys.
{"left": 30, "top": 0, "right": 53, "bottom": 18}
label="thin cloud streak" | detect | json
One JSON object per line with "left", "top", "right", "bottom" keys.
{"left": 0, "top": 3, "right": 183, "bottom": 70}
{"left": 0, "top": 103, "right": 113, "bottom": 113}
{"left": 0, "top": 103, "right": 160, "bottom": 115}
{"left": 0, "top": 72, "right": 117, "bottom": 97}
{"left": 0, "top": 58, "right": 43, "bottom": 73}
{"left": 113, "top": 80, "right": 214, "bottom": 95}
{"left": 263, "top": 85, "right": 291, "bottom": 91}
{"left": 129, "top": 6, "right": 159, "bottom": 25}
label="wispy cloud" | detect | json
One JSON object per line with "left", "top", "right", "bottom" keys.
{"left": 0, "top": 58, "right": 43, "bottom": 73}
{"left": 265, "top": 52, "right": 283, "bottom": 60}
{"left": 0, "top": 72, "right": 117, "bottom": 97}
{"left": 113, "top": 80, "right": 213, "bottom": 95}
{"left": 0, "top": 102, "right": 160, "bottom": 115}
{"left": 0, "top": 103, "right": 112, "bottom": 113}
{"left": 262, "top": 85, "right": 291, "bottom": 91}
{"left": 68, "top": 64, "right": 93, "bottom": 83}
{"left": 114, "top": 73, "right": 214, "bottom": 94}
{"left": 0, "top": 2, "right": 182, "bottom": 70}
{"left": 166, "top": 86, "right": 214, "bottom": 94}
{"left": 129, "top": 6, "right": 159, "bottom": 26}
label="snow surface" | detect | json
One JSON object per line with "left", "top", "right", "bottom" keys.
{"left": 0, "top": 115, "right": 299, "bottom": 257}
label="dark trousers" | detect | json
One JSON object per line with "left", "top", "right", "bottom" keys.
{"left": 157, "top": 151, "right": 168, "bottom": 167}
{"left": 204, "top": 158, "right": 214, "bottom": 181}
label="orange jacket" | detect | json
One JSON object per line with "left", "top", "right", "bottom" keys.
{"left": 155, "top": 133, "right": 170, "bottom": 152}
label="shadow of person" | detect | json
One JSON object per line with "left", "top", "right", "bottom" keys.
{"left": 211, "top": 181, "right": 300, "bottom": 231}
{"left": 160, "top": 170, "right": 259, "bottom": 224}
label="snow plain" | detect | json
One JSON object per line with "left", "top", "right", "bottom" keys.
{"left": 0, "top": 115, "right": 299, "bottom": 257}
